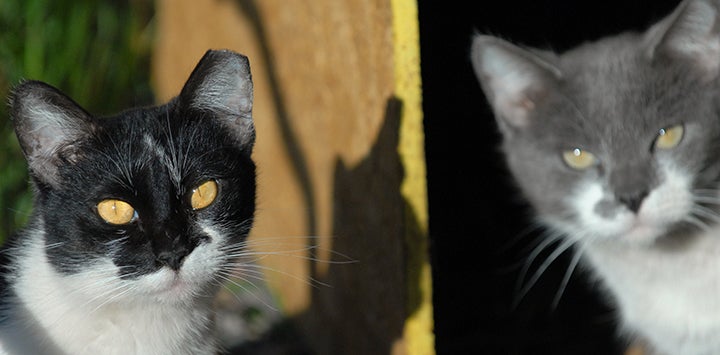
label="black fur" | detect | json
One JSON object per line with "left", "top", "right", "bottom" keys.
{"left": 6, "top": 49, "right": 256, "bottom": 279}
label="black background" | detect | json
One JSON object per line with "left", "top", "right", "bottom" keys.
{"left": 419, "top": 1, "right": 682, "bottom": 354}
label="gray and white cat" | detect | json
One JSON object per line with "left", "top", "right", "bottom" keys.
{"left": 0, "top": 49, "right": 256, "bottom": 354}
{"left": 472, "top": 0, "right": 720, "bottom": 353}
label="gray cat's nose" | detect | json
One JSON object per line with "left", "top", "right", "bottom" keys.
{"left": 618, "top": 190, "right": 648, "bottom": 213}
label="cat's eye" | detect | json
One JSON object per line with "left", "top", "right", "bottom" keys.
{"left": 654, "top": 124, "right": 684, "bottom": 150}
{"left": 191, "top": 180, "right": 218, "bottom": 210}
{"left": 97, "top": 199, "right": 137, "bottom": 225}
{"left": 562, "top": 148, "right": 597, "bottom": 170}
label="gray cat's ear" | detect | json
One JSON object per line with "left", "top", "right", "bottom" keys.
{"left": 10, "top": 81, "right": 95, "bottom": 187}
{"left": 179, "top": 49, "right": 255, "bottom": 147}
{"left": 471, "top": 35, "right": 561, "bottom": 131}
{"left": 645, "top": 0, "right": 720, "bottom": 79}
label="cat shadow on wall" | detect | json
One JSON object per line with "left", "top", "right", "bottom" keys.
{"left": 299, "top": 97, "right": 418, "bottom": 355}
{"left": 228, "top": 1, "right": 420, "bottom": 353}
{"left": 227, "top": 97, "right": 422, "bottom": 355}
{"left": 232, "top": 98, "right": 420, "bottom": 355}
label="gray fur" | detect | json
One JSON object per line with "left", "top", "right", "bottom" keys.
{"left": 472, "top": 0, "right": 720, "bottom": 353}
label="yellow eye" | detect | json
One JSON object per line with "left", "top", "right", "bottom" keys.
{"left": 562, "top": 148, "right": 597, "bottom": 170}
{"left": 97, "top": 199, "right": 136, "bottom": 225}
{"left": 191, "top": 180, "right": 218, "bottom": 210}
{"left": 655, "top": 125, "right": 684, "bottom": 149}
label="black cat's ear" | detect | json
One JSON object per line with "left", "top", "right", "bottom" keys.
{"left": 471, "top": 35, "right": 561, "bottom": 132}
{"left": 179, "top": 49, "right": 255, "bottom": 147}
{"left": 645, "top": 0, "right": 720, "bottom": 79}
{"left": 10, "top": 81, "right": 95, "bottom": 187}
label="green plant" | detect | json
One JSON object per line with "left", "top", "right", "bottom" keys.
{"left": 0, "top": 0, "right": 154, "bottom": 243}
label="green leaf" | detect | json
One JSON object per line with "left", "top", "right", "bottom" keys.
{"left": 0, "top": 0, "right": 154, "bottom": 244}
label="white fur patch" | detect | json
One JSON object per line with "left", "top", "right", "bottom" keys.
{"left": 557, "top": 160, "right": 720, "bottom": 354}
{"left": 562, "top": 161, "right": 693, "bottom": 245}
{"left": 0, "top": 224, "right": 224, "bottom": 355}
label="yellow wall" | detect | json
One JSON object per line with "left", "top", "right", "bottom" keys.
{"left": 152, "top": 1, "right": 432, "bottom": 353}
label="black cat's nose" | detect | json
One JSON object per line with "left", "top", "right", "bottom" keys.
{"left": 156, "top": 247, "right": 191, "bottom": 270}
{"left": 618, "top": 190, "right": 649, "bottom": 213}
{"left": 153, "top": 231, "right": 198, "bottom": 270}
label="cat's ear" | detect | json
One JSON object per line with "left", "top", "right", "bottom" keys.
{"left": 10, "top": 81, "right": 96, "bottom": 187}
{"left": 645, "top": 0, "right": 720, "bottom": 79}
{"left": 179, "top": 49, "right": 255, "bottom": 147}
{"left": 471, "top": 35, "right": 561, "bottom": 132}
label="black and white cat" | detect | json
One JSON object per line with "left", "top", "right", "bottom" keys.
{"left": 472, "top": 0, "right": 720, "bottom": 354}
{"left": 0, "top": 49, "right": 256, "bottom": 354}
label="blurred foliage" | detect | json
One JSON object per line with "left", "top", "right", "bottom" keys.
{"left": 0, "top": 0, "right": 154, "bottom": 243}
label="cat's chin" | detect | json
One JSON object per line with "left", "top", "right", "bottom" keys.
{"left": 149, "top": 269, "right": 195, "bottom": 295}
{"left": 545, "top": 216, "right": 673, "bottom": 247}
{"left": 617, "top": 221, "right": 669, "bottom": 246}
{"left": 137, "top": 267, "right": 215, "bottom": 304}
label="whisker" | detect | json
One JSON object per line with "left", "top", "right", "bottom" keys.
{"left": 685, "top": 215, "right": 712, "bottom": 232}
{"left": 552, "top": 245, "right": 583, "bottom": 309}
{"left": 693, "top": 188, "right": 720, "bottom": 195}
{"left": 216, "top": 273, "right": 279, "bottom": 312}
{"left": 514, "top": 231, "right": 565, "bottom": 294}
{"left": 227, "top": 262, "right": 332, "bottom": 289}
{"left": 226, "top": 248, "right": 357, "bottom": 265}
{"left": 223, "top": 267, "right": 268, "bottom": 282}
{"left": 513, "top": 238, "right": 576, "bottom": 309}
{"left": 44, "top": 242, "right": 67, "bottom": 250}
{"left": 495, "top": 222, "right": 546, "bottom": 255}
{"left": 692, "top": 196, "right": 720, "bottom": 204}
{"left": 89, "top": 283, "right": 138, "bottom": 314}
{"left": 691, "top": 205, "right": 720, "bottom": 224}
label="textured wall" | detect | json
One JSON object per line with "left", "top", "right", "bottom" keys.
{"left": 152, "top": 1, "right": 432, "bottom": 354}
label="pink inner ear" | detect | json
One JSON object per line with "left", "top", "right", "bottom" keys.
{"left": 488, "top": 71, "right": 537, "bottom": 128}
{"left": 477, "top": 44, "right": 552, "bottom": 129}
{"left": 495, "top": 95, "right": 534, "bottom": 128}
{"left": 223, "top": 83, "right": 253, "bottom": 116}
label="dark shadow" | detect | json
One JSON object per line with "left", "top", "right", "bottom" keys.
{"left": 233, "top": 0, "right": 318, "bottom": 238}
{"left": 225, "top": 1, "right": 320, "bottom": 353}
{"left": 223, "top": 319, "right": 312, "bottom": 355}
{"left": 227, "top": 2, "right": 424, "bottom": 353}
{"left": 297, "top": 97, "right": 410, "bottom": 355}
{"left": 227, "top": 98, "right": 414, "bottom": 355}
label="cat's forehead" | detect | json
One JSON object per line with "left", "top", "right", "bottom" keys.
{"left": 561, "top": 37, "right": 701, "bottom": 103}
{"left": 103, "top": 107, "right": 214, "bottom": 150}
{"left": 562, "top": 43, "right": 656, "bottom": 101}
{"left": 84, "top": 107, "right": 228, "bottom": 188}
{"left": 547, "top": 41, "right": 705, "bottom": 137}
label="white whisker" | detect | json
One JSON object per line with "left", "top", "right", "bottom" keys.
{"left": 215, "top": 273, "right": 278, "bottom": 312}
{"left": 515, "top": 231, "right": 565, "bottom": 294}
{"left": 552, "top": 245, "right": 583, "bottom": 309}
{"left": 691, "top": 205, "right": 720, "bottom": 224}
{"left": 514, "top": 238, "right": 576, "bottom": 309}
{"left": 227, "top": 262, "right": 332, "bottom": 289}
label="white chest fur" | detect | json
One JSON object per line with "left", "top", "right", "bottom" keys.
{"left": 0, "top": 231, "right": 218, "bottom": 355}
{"left": 583, "top": 228, "right": 720, "bottom": 355}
